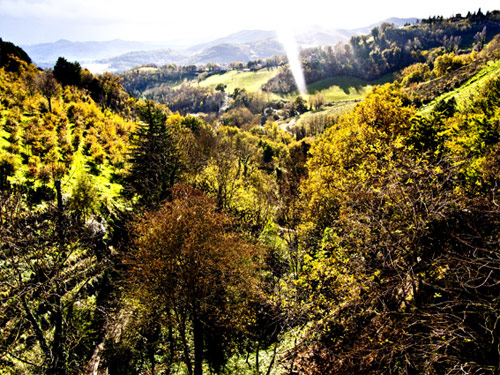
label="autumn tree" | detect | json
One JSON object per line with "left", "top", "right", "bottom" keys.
{"left": 288, "top": 83, "right": 500, "bottom": 374}
{"left": 124, "top": 185, "right": 263, "bottom": 375}
{"left": 0, "top": 153, "right": 18, "bottom": 190}
{"left": 98, "top": 72, "right": 126, "bottom": 110}
{"left": 36, "top": 70, "right": 61, "bottom": 113}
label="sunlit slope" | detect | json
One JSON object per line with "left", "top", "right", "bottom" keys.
{"left": 0, "top": 66, "right": 135, "bottom": 206}
{"left": 198, "top": 68, "right": 279, "bottom": 93}
{"left": 420, "top": 59, "right": 500, "bottom": 113}
{"left": 306, "top": 73, "right": 395, "bottom": 102}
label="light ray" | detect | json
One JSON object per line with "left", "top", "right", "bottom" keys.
{"left": 277, "top": 26, "right": 307, "bottom": 96}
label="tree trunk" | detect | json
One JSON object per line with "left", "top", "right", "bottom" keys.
{"left": 166, "top": 325, "right": 174, "bottom": 375}
{"left": 147, "top": 327, "right": 158, "bottom": 375}
{"left": 193, "top": 309, "right": 204, "bottom": 375}
{"left": 48, "top": 290, "right": 65, "bottom": 375}
{"left": 47, "top": 181, "right": 66, "bottom": 375}
{"left": 255, "top": 340, "right": 260, "bottom": 374}
{"left": 179, "top": 313, "right": 193, "bottom": 375}
{"left": 266, "top": 342, "right": 278, "bottom": 375}
{"left": 22, "top": 297, "right": 52, "bottom": 363}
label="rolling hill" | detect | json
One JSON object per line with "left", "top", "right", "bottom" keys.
{"left": 21, "top": 18, "right": 418, "bottom": 72}
{"left": 21, "top": 39, "right": 170, "bottom": 65}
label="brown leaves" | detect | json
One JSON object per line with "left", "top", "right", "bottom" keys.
{"left": 127, "top": 183, "right": 263, "bottom": 323}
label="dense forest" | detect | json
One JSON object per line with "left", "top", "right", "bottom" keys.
{"left": 1, "top": 9, "right": 500, "bottom": 375}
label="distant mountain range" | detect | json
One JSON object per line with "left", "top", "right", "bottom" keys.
{"left": 21, "top": 18, "right": 418, "bottom": 73}
{"left": 21, "top": 39, "right": 170, "bottom": 67}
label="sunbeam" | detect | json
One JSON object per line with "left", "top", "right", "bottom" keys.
{"left": 277, "top": 26, "right": 307, "bottom": 96}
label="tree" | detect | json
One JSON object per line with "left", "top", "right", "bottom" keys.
{"left": 293, "top": 154, "right": 500, "bottom": 374}
{"left": 400, "top": 62, "right": 430, "bottom": 86}
{"left": 474, "top": 26, "right": 487, "bottom": 50}
{"left": 126, "top": 101, "right": 180, "bottom": 208}
{"left": 53, "top": 57, "right": 82, "bottom": 87}
{"left": 215, "top": 83, "right": 226, "bottom": 92}
{"left": 309, "top": 93, "right": 325, "bottom": 110}
{"left": 36, "top": 71, "right": 61, "bottom": 113}
{"left": 288, "top": 83, "right": 500, "bottom": 374}
{"left": 0, "top": 191, "right": 109, "bottom": 374}
{"left": 292, "top": 96, "right": 308, "bottom": 115}
{"left": 432, "top": 52, "right": 465, "bottom": 77}
{"left": 370, "top": 27, "right": 380, "bottom": 40}
{"left": 98, "top": 72, "right": 125, "bottom": 110}
{"left": 0, "top": 152, "right": 18, "bottom": 190}
{"left": 125, "top": 185, "right": 263, "bottom": 375}
{"left": 66, "top": 173, "right": 101, "bottom": 221}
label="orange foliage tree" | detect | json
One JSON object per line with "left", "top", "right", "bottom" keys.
{"left": 125, "top": 185, "right": 263, "bottom": 375}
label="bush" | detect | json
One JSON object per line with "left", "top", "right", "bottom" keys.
{"left": 400, "top": 63, "right": 431, "bottom": 86}
{"left": 432, "top": 52, "right": 466, "bottom": 77}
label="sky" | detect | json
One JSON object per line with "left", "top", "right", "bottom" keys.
{"left": 1, "top": 0, "right": 499, "bottom": 46}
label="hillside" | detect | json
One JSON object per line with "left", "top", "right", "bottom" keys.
{"left": 198, "top": 68, "right": 280, "bottom": 93}
{"left": 0, "top": 54, "right": 138, "bottom": 207}
{"left": 102, "top": 17, "right": 417, "bottom": 71}
{"left": 419, "top": 58, "right": 500, "bottom": 113}
{"left": 406, "top": 49, "right": 500, "bottom": 107}
{"left": 189, "top": 39, "right": 284, "bottom": 65}
{"left": 186, "top": 29, "right": 278, "bottom": 51}
{"left": 306, "top": 73, "right": 395, "bottom": 101}
{"left": 98, "top": 48, "right": 191, "bottom": 72}
{"left": 2, "top": 11, "right": 500, "bottom": 375}
{"left": 263, "top": 10, "right": 500, "bottom": 95}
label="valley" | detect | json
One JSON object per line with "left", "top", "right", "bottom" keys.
{"left": 1, "top": 8, "right": 500, "bottom": 375}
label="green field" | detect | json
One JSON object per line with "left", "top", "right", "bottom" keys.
{"left": 199, "top": 68, "right": 279, "bottom": 93}
{"left": 306, "top": 73, "right": 395, "bottom": 102}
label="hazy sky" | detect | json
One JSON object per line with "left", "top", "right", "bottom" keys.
{"left": 1, "top": 0, "right": 499, "bottom": 45}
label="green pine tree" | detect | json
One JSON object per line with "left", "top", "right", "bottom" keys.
{"left": 126, "top": 101, "right": 180, "bottom": 208}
